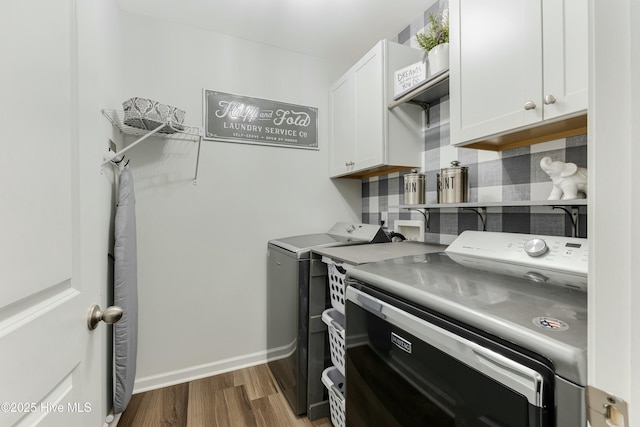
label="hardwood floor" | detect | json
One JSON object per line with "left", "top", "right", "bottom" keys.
{"left": 117, "top": 364, "right": 332, "bottom": 427}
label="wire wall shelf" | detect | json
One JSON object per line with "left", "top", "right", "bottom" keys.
{"left": 101, "top": 109, "right": 202, "bottom": 184}
{"left": 102, "top": 109, "right": 201, "bottom": 141}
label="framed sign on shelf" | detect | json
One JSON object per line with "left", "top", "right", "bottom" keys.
{"left": 203, "top": 90, "right": 318, "bottom": 150}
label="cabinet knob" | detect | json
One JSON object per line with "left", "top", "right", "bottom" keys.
{"left": 544, "top": 94, "right": 557, "bottom": 105}
{"left": 524, "top": 101, "right": 537, "bottom": 110}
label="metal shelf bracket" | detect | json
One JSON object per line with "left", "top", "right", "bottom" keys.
{"left": 408, "top": 100, "right": 432, "bottom": 127}
{"left": 462, "top": 207, "right": 488, "bottom": 231}
{"left": 396, "top": 200, "right": 586, "bottom": 236}
{"left": 552, "top": 205, "right": 581, "bottom": 237}
{"left": 408, "top": 208, "right": 430, "bottom": 231}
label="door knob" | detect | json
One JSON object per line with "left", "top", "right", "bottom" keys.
{"left": 524, "top": 101, "right": 536, "bottom": 110}
{"left": 87, "top": 305, "right": 123, "bottom": 330}
{"left": 544, "top": 94, "right": 557, "bottom": 104}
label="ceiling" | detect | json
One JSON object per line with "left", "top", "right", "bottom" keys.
{"left": 117, "top": 0, "right": 429, "bottom": 68}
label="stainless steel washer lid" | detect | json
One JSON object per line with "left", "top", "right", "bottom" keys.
{"left": 346, "top": 252, "right": 587, "bottom": 386}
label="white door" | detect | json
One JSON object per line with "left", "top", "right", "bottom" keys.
{"left": 0, "top": 0, "right": 107, "bottom": 426}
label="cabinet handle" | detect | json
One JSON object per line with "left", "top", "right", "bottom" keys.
{"left": 345, "top": 161, "right": 355, "bottom": 167}
{"left": 544, "top": 95, "right": 557, "bottom": 105}
{"left": 524, "top": 101, "right": 536, "bottom": 110}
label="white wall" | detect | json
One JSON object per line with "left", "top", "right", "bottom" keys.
{"left": 110, "top": 12, "right": 360, "bottom": 390}
{"left": 588, "top": 0, "right": 640, "bottom": 424}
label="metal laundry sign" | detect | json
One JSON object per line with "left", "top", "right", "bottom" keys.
{"left": 203, "top": 90, "right": 318, "bottom": 149}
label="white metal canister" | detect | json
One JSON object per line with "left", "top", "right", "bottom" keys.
{"left": 437, "top": 161, "right": 469, "bottom": 203}
{"left": 403, "top": 170, "right": 425, "bottom": 204}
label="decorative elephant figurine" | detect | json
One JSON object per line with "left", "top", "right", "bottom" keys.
{"left": 540, "top": 157, "right": 588, "bottom": 200}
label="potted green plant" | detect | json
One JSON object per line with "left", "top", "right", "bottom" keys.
{"left": 416, "top": 10, "right": 449, "bottom": 75}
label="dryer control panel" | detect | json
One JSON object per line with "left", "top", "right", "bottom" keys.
{"left": 446, "top": 231, "right": 588, "bottom": 289}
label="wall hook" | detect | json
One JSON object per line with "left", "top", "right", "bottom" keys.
{"left": 111, "top": 155, "right": 125, "bottom": 164}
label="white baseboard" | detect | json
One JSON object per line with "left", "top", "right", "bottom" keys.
{"left": 133, "top": 345, "right": 293, "bottom": 394}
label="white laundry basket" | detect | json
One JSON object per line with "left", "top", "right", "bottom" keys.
{"left": 321, "top": 367, "right": 345, "bottom": 427}
{"left": 322, "top": 308, "right": 345, "bottom": 375}
{"left": 323, "top": 256, "right": 348, "bottom": 314}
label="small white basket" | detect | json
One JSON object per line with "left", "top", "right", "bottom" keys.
{"left": 321, "top": 367, "right": 345, "bottom": 427}
{"left": 323, "top": 257, "right": 348, "bottom": 314}
{"left": 322, "top": 308, "right": 345, "bottom": 376}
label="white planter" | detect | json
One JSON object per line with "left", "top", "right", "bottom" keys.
{"left": 428, "top": 42, "right": 450, "bottom": 76}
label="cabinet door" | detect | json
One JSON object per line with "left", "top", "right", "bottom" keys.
{"left": 451, "top": 0, "right": 543, "bottom": 145}
{"left": 329, "top": 73, "right": 356, "bottom": 177}
{"left": 353, "top": 45, "right": 385, "bottom": 170}
{"left": 329, "top": 40, "right": 421, "bottom": 178}
{"left": 542, "top": 0, "right": 588, "bottom": 120}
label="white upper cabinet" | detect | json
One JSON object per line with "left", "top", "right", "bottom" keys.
{"left": 541, "top": 0, "right": 588, "bottom": 120}
{"left": 329, "top": 40, "right": 423, "bottom": 178}
{"left": 450, "top": 0, "right": 588, "bottom": 150}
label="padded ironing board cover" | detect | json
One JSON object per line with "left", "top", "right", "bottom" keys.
{"left": 113, "top": 168, "right": 138, "bottom": 414}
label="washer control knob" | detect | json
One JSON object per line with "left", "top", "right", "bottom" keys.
{"left": 346, "top": 224, "right": 356, "bottom": 233}
{"left": 524, "top": 239, "right": 548, "bottom": 257}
